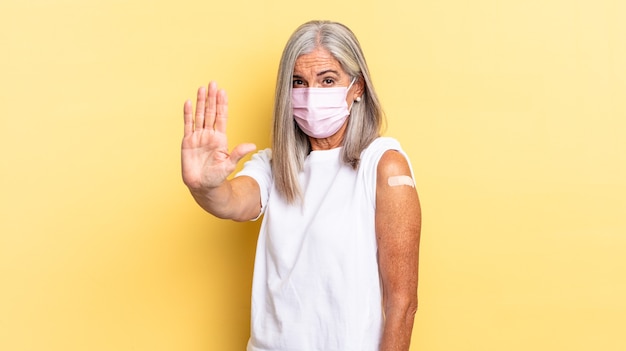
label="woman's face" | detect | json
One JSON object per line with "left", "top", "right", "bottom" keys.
{"left": 292, "top": 47, "right": 363, "bottom": 104}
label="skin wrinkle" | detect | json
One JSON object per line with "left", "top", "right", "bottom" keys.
{"left": 292, "top": 47, "right": 363, "bottom": 151}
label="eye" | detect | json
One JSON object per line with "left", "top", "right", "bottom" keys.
{"left": 323, "top": 78, "right": 335, "bottom": 86}
{"left": 292, "top": 79, "right": 305, "bottom": 87}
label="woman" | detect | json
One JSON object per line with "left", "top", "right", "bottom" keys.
{"left": 181, "top": 20, "right": 421, "bottom": 351}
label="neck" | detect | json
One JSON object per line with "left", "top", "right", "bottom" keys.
{"left": 309, "top": 123, "right": 347, "bottom": 150}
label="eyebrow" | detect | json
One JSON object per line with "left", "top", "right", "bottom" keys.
{"left": 292, "top": 70, "right": 341, "bottom": 79}
{"left": 316, "top": 69, "right": 340, "bottom": 77}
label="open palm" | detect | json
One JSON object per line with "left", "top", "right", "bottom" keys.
{"left": 181, "top": 81, "right": 256, "bottom": 190}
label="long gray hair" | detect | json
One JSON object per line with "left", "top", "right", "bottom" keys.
{"left": 272, "top": 20, "right": 384, "bottom": 203}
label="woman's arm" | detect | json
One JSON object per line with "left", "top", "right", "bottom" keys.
{"left": 186, "top": 175, "right": 261, "bottom": 222}
{"left": 375, "top": 150, "right": 422, "bottom": 351}
{"left": 181, "top": 82, "right": 260, "bottom": 221}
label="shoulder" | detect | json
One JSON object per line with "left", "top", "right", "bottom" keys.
{"left": 366, "top": 136, "right": 402, "bottom": 152}
{"left": 374, "top": 145, "right": 418, "bottom": 211}
{"left": 360, "top": 137, "right": 411, "bottom": 174}
{"left": 377, "top": 149, "right": 411, "bottom": 179}
{"left": 360, "top": 137, "right": 402, "bottom": 166}
{"left": 357, "top": 137, "right": 415, "bottom": 206}
{"left": 366, "top": 138, "right": 414, "bottom": 187}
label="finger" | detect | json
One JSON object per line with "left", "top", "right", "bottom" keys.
{"left": 183, "top": 99, "right": 193, "bottom": 137}
{"left": 214, "top": 89, "right": 228, "bottom": 133}
{"left": 194, "top": 86, "right": 206, "bottom": 131}
{"left": 230, "top": 143, "right": 257, "bottom": 165}
{"left": 204, "top": 81, "right": 218, "bottom": 129}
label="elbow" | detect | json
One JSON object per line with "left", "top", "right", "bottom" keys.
{"left": 405, "top": 297, "right": 418, "bottom": 322}
{"left": 385, "top": 294, "right": 418, "bottom": 323}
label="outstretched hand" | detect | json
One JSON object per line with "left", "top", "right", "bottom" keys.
{"left": 181, "top": 81, "right": 256, "bottom": 191}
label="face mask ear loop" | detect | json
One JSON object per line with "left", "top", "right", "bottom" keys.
{"left": 347, "top": 77, "right": 356, "bottom": 91}
{"left": 347, "top": 77, "right": 357, "bottom": 112}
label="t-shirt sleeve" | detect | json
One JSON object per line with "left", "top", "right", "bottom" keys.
{"left": 235, "top": 148, "right": 273, "bottom": 220}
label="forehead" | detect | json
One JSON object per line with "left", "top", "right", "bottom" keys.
{"left": 293, "top": 47, "right": 344, "bottom": 75}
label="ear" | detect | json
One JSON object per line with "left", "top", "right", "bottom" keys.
{"left": 353, "top": 76, "right": 366, "bottom": 100}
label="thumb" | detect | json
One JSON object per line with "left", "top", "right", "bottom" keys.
{"left": 230, "top": 143, "right": 257, "bottom": 165}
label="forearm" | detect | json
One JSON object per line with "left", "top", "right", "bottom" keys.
{"left": 187, "top": 176, "right": 260, "bottom": 222}
{"left": 379, "top": 299, "right": 418, "bottom": 351}
{"left": 189, "top": 181, "right": 235, "bottom": 218}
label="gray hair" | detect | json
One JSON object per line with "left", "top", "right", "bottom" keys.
{"left": 271, "top": 20, "right": 384, "bottom": 203}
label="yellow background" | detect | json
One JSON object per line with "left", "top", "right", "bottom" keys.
{"left": 1, "top": 0, "right": 624, "bottom": 350}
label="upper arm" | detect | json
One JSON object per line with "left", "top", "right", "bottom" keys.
{"left": 229, "top": 148, "right": 272, "bottom": 222}
{"left": 230, "top": 175, "right": 263, "bottom": 222}
{"left": 375, "top": 150, "right": 422, "bottom": 305}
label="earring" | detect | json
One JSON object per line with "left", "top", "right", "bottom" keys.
{"left": 355, "top": 96, "right": 362, "bottom": 102}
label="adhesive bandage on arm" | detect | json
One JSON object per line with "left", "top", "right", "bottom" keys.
{"left": 387, "top": 175, "right": 415, "bottom": 188}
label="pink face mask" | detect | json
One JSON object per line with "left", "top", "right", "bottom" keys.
{"left": 292, "top": 79, "right": 356, "bottom": 138}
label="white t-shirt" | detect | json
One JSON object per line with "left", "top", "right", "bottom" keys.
{"left": 236, "top": 137, "right": 412, "bottom": 351}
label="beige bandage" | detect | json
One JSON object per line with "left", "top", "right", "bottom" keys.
{"left": 387, "top": 175, "right": 415, "bottom": 188}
